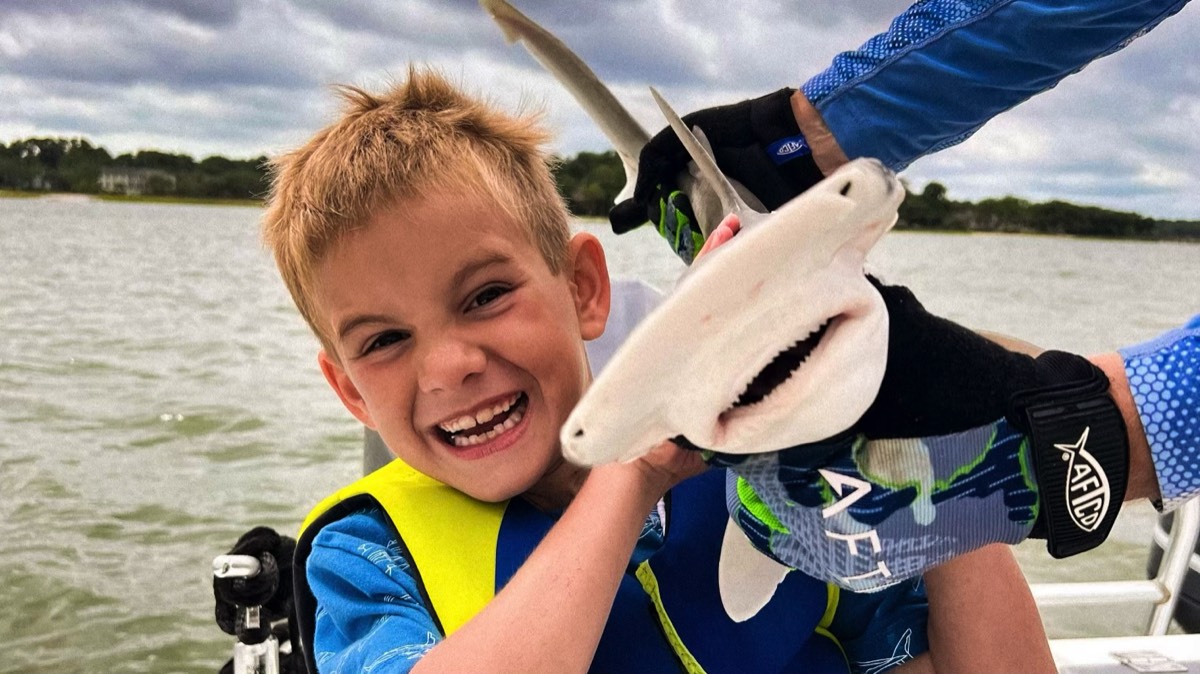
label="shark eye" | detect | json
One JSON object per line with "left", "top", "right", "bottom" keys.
{"left": 839, "top": 181, "right": 853, "bottom": 196}
{"left": 572, "top": 429, "right": 585, "bottom": 438}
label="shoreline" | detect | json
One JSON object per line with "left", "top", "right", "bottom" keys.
{"left": 7, "top": 193, "right": 1196, "bottom": 241}
{"left": 0, "top": 189, "right": 261, "bottom": 208}
{"left": 572, "top": 215, "right": 1200, "bottom": 244}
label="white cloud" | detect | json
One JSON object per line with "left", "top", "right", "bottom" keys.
{"left": 1, "top": 0, "right": 1197, "bottom": 218}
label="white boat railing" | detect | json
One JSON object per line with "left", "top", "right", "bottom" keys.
{"left": 1032, "top": 498, "right": 1200, "bottom": 636}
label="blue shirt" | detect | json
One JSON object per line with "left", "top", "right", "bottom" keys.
{"left": 306, "top": 502, "right": 668, "bottom": 674}
{"left": 307, "top": 499, "right": 930, "bottom": 674}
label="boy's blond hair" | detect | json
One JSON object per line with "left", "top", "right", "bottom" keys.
{"left": 262, "top": 67, "right": 572, "bottom": 353}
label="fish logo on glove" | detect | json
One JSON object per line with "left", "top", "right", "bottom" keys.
{"left": 1058, "top": 427, "right": 1112, "bottom": 532}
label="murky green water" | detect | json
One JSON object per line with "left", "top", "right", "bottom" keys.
{"left": 1, "top": 197, "right": 1196, "bottom": 671}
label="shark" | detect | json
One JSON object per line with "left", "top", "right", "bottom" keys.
{"left": 561, "top": 151, "right": 903, "bottom": 464}
{"left": 482, "top": 0, "right": 907, "bottom": 622}
{"left": 562, "top": 93, "right": 905, "bottom": 620}
{"left": 565, "top": 127, "right": 903, "bottom": 617}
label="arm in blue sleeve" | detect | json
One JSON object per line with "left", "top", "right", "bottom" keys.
{"left": 803, "top": 0, "right": 1191, "bottom": 170}
{"left": 307, "top": 507, "right": 442, "bottom": 674}
{"left": 1120, "top": 315, "right": 1200, "bottom": 511}
{"left": 828, "top": 579, "right": 930, "bottom": 674}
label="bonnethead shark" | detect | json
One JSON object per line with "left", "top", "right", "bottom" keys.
{"left": 561, "top": 151, "right": 903, "bottom": 463}
{"left": 482, "top": 0, "right": 907, "bottom": 621}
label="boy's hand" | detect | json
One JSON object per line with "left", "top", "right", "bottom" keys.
{"left": 608, "top": 88, "right": 825, "bottom": 264}
{"left": 630, "top": 439, "right": 709, "bottom": 498}
{"left": 693, "top": 214, "right": 741, "bottom": 261}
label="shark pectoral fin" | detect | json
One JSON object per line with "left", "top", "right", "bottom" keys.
{"left": 718, "top": 517, "right": 791, "bottom": 622}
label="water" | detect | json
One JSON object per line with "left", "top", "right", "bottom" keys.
{"left": 1, "top": 198, "right": 1197, "bottom": 671}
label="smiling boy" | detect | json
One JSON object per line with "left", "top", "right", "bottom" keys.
{"left": 263, "top": 69, "right": 1053, "bottom": 674}
{"left": 314, "top": 188, "right": 598, "bottom": 508}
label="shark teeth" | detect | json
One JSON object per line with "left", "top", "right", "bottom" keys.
{"left": 729, "top": 319, "right": 831, "bottom": 410}
{"left": 437, "top": 393, "right": 526, "bottom": 447}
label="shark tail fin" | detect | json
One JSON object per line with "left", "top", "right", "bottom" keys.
{"left": 479, "top": 0, "right": 526, "bottom": 44}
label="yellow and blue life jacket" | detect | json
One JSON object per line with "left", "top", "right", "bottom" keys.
{"left": 293, "top": 460, "right": 850, "bottom": 674}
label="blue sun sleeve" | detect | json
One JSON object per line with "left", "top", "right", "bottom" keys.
{"left": 802, "top": 0, "right": 1191, "bottom": 170}
{"left": 1120, "top": 315, "right": 1200, "bottom": 511}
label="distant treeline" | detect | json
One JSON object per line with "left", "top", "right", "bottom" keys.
{"left": 558, "top": 150, "right": 1200, "bottom": 242}
{"left": 898, "top": 181, "right": 1200, "bottom": 241}
{"left": 1, "top": 137, "right": 269, "bottom": 200}
{"left": 5, "top": 138, "right": 1198, "bottom": 241}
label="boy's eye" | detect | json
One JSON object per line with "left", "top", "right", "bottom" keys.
{"left": 363, "top": 330, "right": 409, "bottom": 355}
{"left": 470, "top": 285, "right": 511, "bottom": 309}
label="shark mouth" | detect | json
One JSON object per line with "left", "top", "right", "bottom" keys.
{"left": 436, "top": 393, "right": 528, "bottom": 448}
{"left": 721, "top": 319, "right": 832, "bottom": 419}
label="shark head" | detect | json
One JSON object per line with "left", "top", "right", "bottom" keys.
{"left": 561, "top": 158, "right": 904, "bottom": 465}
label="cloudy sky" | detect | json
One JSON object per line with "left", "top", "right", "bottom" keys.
{"left": 3, "top": 0, "right": 1198, "bottom": 219}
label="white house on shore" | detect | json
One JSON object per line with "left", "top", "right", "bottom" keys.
{"left": 98, "top": 168, "right": 176, "bottom": 195}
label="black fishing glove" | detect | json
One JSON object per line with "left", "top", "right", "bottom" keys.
{"left": 608, "top": 87, "right": 825, "bottom": 263}
{"left": 709, "top": 278, "right": 1131, "bottom": 592}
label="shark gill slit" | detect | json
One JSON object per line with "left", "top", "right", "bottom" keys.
{"left": 728, "top": 320, "right": 831, "bottom": 411}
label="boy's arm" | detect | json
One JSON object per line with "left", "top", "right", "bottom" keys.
{"left": 822, "top": 545, "right": 1051, "bottom": 674}
{"left": 413, "top": 442, "right": 705, "bottom": 674}
{"left": 918, "top": 544, "right": 1054, "bottom": 674}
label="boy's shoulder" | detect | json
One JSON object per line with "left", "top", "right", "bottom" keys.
{"left": 309, "top": 504, "right": 404, "bottom": 571}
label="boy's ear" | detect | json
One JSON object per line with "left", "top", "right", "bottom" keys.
{"left": 318, "top": 349, "right": 377, "bottom": 430}
{"left": 567, "top": 232, "right": 611, "bottom": 341}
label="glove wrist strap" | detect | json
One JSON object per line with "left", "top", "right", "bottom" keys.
{"left": 1010, "top": 351, "right": 1129, "bottom": 558}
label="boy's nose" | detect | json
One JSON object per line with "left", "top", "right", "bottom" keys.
{"left": 417, "top": 336, "right": 487, "bottom": 393}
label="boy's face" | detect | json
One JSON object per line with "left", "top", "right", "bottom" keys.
{"left": 315, "top": 191, "right": 610, "bottom": 502}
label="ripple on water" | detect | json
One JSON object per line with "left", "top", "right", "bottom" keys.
{"left": 0, "top": 565, "right": 227, "bottom": 674}
{"left": 121, "top": 409, "right": 270, "bottom": 449}
{"left": 82, "top": 505, "right": 227, "bottom": 545}
{"left": 202, "top": 440, "right": 277, "bottom": 464}
{"left": 0, "top": 568, "right": 121, "bottom": 654}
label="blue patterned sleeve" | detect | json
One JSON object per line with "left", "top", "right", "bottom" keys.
{"left": 802, "top": 0, "right": 1190, "bottom": 170}
{"left": 307, "top": 507, "right": 442, "bottom": 674}
{"left": 1120, "top": 315, "right": 1200, "bottom": 511}
{"left": 829, "top": 580, "right": 930, "bottom": 674}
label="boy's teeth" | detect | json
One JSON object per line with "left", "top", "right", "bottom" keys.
{"left": 452, "top": 408, "right": 524, "bottom": 447}
{"left": 440, "top": 394, "right": 520, "bottom": 433}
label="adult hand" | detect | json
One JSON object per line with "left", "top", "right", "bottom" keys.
{"left": 608, "top": 88, "right": 825, "bottom": 264}
{"left": 707, "top": 279, "right": 1130, "bottom": 591}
